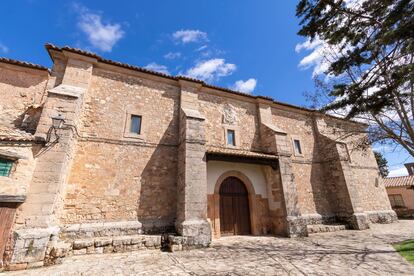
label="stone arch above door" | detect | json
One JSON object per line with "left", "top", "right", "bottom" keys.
{"left": 208, "top": 170, "right": 269, "bottom": 238}
{"left": 214, "top": 170, "right": 256, "bottom": 196}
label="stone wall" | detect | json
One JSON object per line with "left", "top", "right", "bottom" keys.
{"left": 0, "top": 62, "right": 48, "bottom": 131}
{"left": 271, "top": 107, "right": 334, "bottom": 217}
{"left": 0, "top": 46, "right": 399, "bottom": 270}
{"left": 0, "top": 145, "right": 38, "bottom": 203}
{"left": 61, "top": 68, "right": 180, "bottom": 232}
{"left": 207, "top": 161, "right": 268, "bottom": 196}
{"left": 198, "top": 92, "right": 261, "bottom": 151}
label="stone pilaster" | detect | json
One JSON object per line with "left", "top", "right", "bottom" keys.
{"left": 175, "top": 80, "right": 211, "bottom": 246}
{"left": 10, "top": 53, "right": 96, "bottom": 266}
{"left": 258, "top": 100, "right": 307, "bottom": 237}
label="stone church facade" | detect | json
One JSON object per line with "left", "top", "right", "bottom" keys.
{"left": 0, "top": 44, "right": 396, "bottom": 270}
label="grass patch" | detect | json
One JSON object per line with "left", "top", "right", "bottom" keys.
{"left": 394, "top": 240, "right": 414, "bottom": 265}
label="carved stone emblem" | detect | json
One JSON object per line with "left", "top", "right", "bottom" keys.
{"left": 222, "top": 103, "right": 237, "bottom": 125}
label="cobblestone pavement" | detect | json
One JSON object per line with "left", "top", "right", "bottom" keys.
{"left": 4, "top": 220, "right": 414, "bottom": 276}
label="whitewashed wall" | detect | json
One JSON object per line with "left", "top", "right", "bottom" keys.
{"left": 207, "top": 161, "right": 268, "bottom": 197}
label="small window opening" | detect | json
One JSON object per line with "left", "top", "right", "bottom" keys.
{"left": 227, "top": 129, "right": 236, "bottom": 146}
{"left": 0, "top": 158, "right": 13, "bottom": 177}
{"left": 130, "top": 115, "right": 142, "bottom": 135}
{"left": 294, "top": 139, "right": 302, "bottom": 155}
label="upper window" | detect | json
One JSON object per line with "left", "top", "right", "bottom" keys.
{"left": 227, "top": 129, "right": 236, "bottom": 146}
{"left": 389, "top": 194, "right": 405, "bottom": 208}
{"left": 293, "top": 139, "right": 302, "bottom": 155}
{"left": 130, "top": 115, "right": 142, "bottom": 135}
{"left": 0, "top": 158, "right": 13, "bottom": 177}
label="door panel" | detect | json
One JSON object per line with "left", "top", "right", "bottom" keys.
{"left": 0, "top": 203, "right": 17, "bottom": 265}
{"left": 219, "top": 177, "right": 251, "bottom": 235}
{"left": 220, "top": 195, "right": 234, "bottom": 235}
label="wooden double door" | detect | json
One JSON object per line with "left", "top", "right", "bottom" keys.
{"left": 219, "top": 177, "right": 251, "bottom": 235}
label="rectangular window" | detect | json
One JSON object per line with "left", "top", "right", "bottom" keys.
{"left": 130, "top": 115, "right": 142, "bottom": 134}
{"left": 389, "top": 194, "right": 405, "bottom": 208}
{"left": 0, "top": 158, "right": 13, "bottom": 177}
{"left": 227, "top": 129, "right": 236, "bottom": 146}
{"left": 294, "top": 139, "right": 302, "bottom": 155}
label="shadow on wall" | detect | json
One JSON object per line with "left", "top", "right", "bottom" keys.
{"left": 308, "top": 117, "right": 336, "bottom": 220}
{"left": 0, "top": 70, "right": 47, "bottom": 130}
{"left": 309, "top": 117, "right": 354, "bottom": 222}
{"left": 12, "top": 106, "right": 43, "bottom": 134}
{"left": 137, "top": 90, "right": 180, "bottom": 234}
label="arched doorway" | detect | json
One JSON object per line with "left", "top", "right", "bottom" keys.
{"left": 219, "top": 176, "right": 251, "bottom": 235}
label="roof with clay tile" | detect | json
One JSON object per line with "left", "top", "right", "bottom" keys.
{"left": 0, "top": 57, "right": 48, "bottom": 71}
{"left": 384, "top": 175, "right": 414, "bottom": 188}
{"left": 44, "top": 43, "right": 365, "bottom": 126}
{"left": 206, "top": 146, "right": 277, "bottom": 160}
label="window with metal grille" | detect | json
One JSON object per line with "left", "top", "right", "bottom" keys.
{"left": 130, "top": 115, "right": 142, "bottom": 134}
{"left": 0, "top": 158, "right": 13, "bottom": 177}
{"left": 389, "top": 194, "right": 405, "bottom": 208}
{"left": 227, "top": 129, "right": 235, "bottom": 146}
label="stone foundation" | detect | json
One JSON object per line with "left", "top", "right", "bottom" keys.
{"left": 45, "top": 234, "right": 164, "bottom": 266}
{"left": 10, "top": 227, "right": 59, "bottom": 265}
{"left": 60, "top": 221, "right": 142, "bottom": 240}
{"left": 6, "top": 220, "right": 209, "bottom": 271}
{"left": 301, "top": 214, "right": 337, "bottom": 225}
{"left": 175, "top": 219, "right": 211, "bottom": 247}
{"left": 307, "top": 224, "right": 347, "bottom": 234}
{"left": 285, "top": 216, "right": 308, "bottom": 237}
{"left": 365, "top": 210, "right": 398, "bottom": 224}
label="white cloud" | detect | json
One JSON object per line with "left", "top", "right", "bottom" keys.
{"left": 0, "top": 42, "right": 8, "bottom": 53}
{"left": 144, "top": 62, "right": 169, "bottom": 75}
{"left": 388, "top": 166, "right": 408, "bottom": 177}
{"left": 295, "top": 37, "right": 331, "bottom": 76}
{"left": 231, "top": 78, "right": 257, "bottom": 94}
{"left": 185, "top": 58, "right": 236, "bottom": 82}
{"left": 164, "top": 52, "right": 181, "bottom": 60}
{"left": 195, "top": 45, "right": 208, "bottom": 52}
{"left": 75, "top": 4, "right": 124, "bottom": 52}
{"left": 173, "top": 29, "right": 208, "bottom": 44}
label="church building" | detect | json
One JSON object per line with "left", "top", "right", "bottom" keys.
{"left": 0, "top": 44, "right": 396, "bottom": 270}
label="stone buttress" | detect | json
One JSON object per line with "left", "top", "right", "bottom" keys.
{"left": 9, "top": 50, "right": 96, "bottom": 267}
{"left": 175, "top": 79, "right": 211, "bottom": 246}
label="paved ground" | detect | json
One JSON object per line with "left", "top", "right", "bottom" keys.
{"left": 4, "top": 220, "right": 414, "bottom": 275}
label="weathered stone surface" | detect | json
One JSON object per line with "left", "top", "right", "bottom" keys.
{"left": 10, "top": 227, "right": 58, "bottom": 264}
{"left": 72, "top": 239, "right": 93, "bottom": 250}
{"left": 60, "top": 221, "right": 142, "bottom": 239}
{"left": 5, "top": 220, "right": 414, "bottom": 276}
{"left": 0, "top": 45, "right": 397, "bottom": 270}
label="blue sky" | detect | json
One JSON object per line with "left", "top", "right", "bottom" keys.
{"left": 1, "top": 1, "right": 412, "bottom": 175}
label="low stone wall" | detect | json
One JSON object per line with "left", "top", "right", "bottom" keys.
{"left": 302, "top": 211, "right": 398, "bottom": 228}
{"left": 5, "top": 220, "right": 205, "bottom": 271}
{"left": 60, "top": 221, "right": 142, "bottom": 240}
{"left": 301, "top": 214, "right": 337, "bottom": 225}
{"left": 45, "top": 234, "right": 164, "bottom": 266}
{"left": 46, "top": 234, "right": 206, "bottom": 265}
{"left": 365, "top": 210, "right": 398, "bottom": 224}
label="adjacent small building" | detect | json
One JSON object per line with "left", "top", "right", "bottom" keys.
{"left": 0, "top": 44, "right": 397, "bottom": 270}
{"left": 384, "top": 163, "right": 414, "bottom": 218}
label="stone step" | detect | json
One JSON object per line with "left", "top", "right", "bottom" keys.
{"left": 307, "top": 224, "right": 347, "bottom": 234}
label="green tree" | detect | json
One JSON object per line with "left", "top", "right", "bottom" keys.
{"left": 296, "top": 0, "right": 414, "bottom": 157}
{"left": 374, "top": 151, "right": 389, "bottom": 177}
